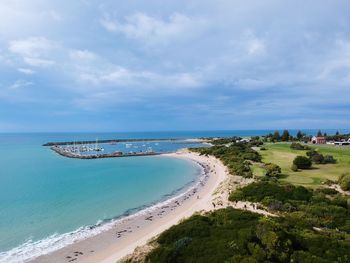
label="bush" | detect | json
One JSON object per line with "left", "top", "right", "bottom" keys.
{"left": 192, "top": 143, "right": 261, "bottom": 178}
{"left": 316, "top": 188, "right": 338, "bottom": 195}
{"left": 229, "top": 181, "right": 312, "bottom": 204}
{"left": 306, "top": 150, "right": 318, "bottom": 158}
{"left": 265, "top": 163, "right": 281, "bottom": 177}
{"left": 290, "top": 142, "right": 310, "bottom": 150}
{"left": 260, "top": 147, "right": 267, "bottom": 151}
{"left": 293, "top": 156, "right": 312, "bottom": 169}
{"left": 323, "top": 155, "right": 337, "bottom": 164}
{"left": 338, "top": 173, "right": 350, "bottom": 191}
{"left": 306, "top": 150, "right": 337, "bottom": 164}
{"left": 310, "top": 152, "right": 324, "bottom": 164}
{"left": 291, "top": 164, "right": 298, "bottom": 172}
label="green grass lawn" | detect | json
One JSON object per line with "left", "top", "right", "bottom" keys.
{"left": 256, "top": 143, "right": 350, "bottom": 187}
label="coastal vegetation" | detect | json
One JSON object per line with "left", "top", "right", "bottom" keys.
{"left": 191, "top": 142, "right": 261, "bottom": 178}
{"left": 147, "top": 180, "right": 350, "bottom": 263}
{"left": 338, "top": 173, "right": 350, "bottom": 191}
{"left": 142, "top": 136, "right": 350, "bottom": 263}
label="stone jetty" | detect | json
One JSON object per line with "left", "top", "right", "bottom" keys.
{"left": 51, "top": 146, "right": 160, "bottom": 159}
{"left": 43, "top": 138, "right": 181, "bottom": 146}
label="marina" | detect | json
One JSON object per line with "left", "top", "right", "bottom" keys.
{"left": 42, "top": 138, "right": 185, "bottom": 146}
{"left": 46, "top": 138, "right": 208, "bottom": 159}
{"left": 51, "top": 145, "right": 160, "bottom": 159}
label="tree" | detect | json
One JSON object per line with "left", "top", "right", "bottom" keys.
{"left": 281, "top": 130, "right": 290, "bottom": 141}
{"left": 293, "top": 156, "right": 312, "bottom": 169}
{"left": 296, "top": 130, "right": 303, "bottom": 140}
{"left": 336, "top": 130, "right": 340, "bottom": 136}
{"left": 317, "top": 130, "right": 322, "bottom": 137}
{"left": 272, "top": 131, "right": 280, "bottom": 141}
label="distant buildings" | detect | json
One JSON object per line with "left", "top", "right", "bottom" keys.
{"left": 311, "top": 136, "right": 350, "bottom": 146}
{"left": 332, "top": 138, "right": 350, "bottom": 146}
{"left": 311, "top": 136, "right": 326, "bottom": 144}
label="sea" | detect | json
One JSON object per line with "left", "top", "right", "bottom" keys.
{"left": 0, "top": 129, "right": 347, "bottom": 262}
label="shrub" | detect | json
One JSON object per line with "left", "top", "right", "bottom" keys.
{"left": 338, "top": 173, "right": 350, "bottom": 191}
{"left": 306, "top": 150, "right": 337, "bottom": 164}
{"left": 290, "top": 142, "right": 310, "bottom": 150}
{"left": 260, "top": 147, "right": 267, "bottom": 151}
{"left": 291, "top": 164, "right": 298, "bottom": 172}
{"left": 293, "top": 156, "right": 312, "bottom": 169}
{"left": 323, "top": 155, "right": 337, "bottom": 164}
{"left": 316, "top": 188, "right": 338, "bottom": 195}
{"left": 310, "top": 152, "right": 324, "bottom": 164}
{"left": 229, "top": 181, "right": 312, "bottom": 204}
{"left": 265, "top": 163, "right": 282, "bottom": 177}
{"left": 306, "top": 150, "right": 318, "bottom": 158}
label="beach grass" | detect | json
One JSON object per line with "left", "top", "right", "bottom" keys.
{"left": 256, "top": 143, "right": 350, "bottom": 187}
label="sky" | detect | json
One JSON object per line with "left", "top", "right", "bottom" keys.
{"left": 0, "top": 0, "right": 350, "bottom": 132}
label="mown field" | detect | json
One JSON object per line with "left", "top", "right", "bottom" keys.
{"left": 254, "top": 143, "right": 350, "bottom": 187}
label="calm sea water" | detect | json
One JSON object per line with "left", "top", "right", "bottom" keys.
{"left": 0, "top": 130, "right": 348, "bottom": 261}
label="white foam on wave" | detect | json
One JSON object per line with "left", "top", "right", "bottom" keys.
{"left": 0, "top": 159, "right": 207, "bottom": 263}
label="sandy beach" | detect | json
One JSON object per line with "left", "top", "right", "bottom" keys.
{"left": 31, "top": 150, "right": 230, "bottom": 263}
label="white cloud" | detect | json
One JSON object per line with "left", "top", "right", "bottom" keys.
{"left": 9, "top": 37, "right": 57, "bottom": 57}
{"left": 41, "top": 10, "right": 62, "bottom": 21}
{"left": 8, "top": 79, "right": 33, "bottom": 90}
{"left": 247, "top": 38, "right": 265, "bottom": 55}
{"left": 8, "top": 36, "right": 57, "bottom": 67}
{"left": 171, "top": 73, "right": 202, "bottom": 88}
{"left": 69, "top": 49, "right": 96, "bottom": 60}
{"left": 100, "top": 12, "right": 207, "bottom": 45}
{"left": 317, "top": 39, "right": 350, "bottom": 82}
{"left": 17, "top": 68, "right": 35, "bottom": 74}
{"left": 75, "top": 66, "right": 202, "bottom": 90}
{"left": 23, "top": 57, "right": 55, "bottom": 67}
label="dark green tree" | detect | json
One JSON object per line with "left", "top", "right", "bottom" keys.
{"left": 293, "top": 156, "right": 312, "bottom": 169}
{"left": 317, "top": 130, "right": 322, "bottom": 137}
{"left": 281, "top": 130, "right": 290, "bottom": 141}
{"left": 272, "top": 131, "right": 280, "bottom": 141}
{"left": 296, "top": 130, "right": 303, "bottom": 140}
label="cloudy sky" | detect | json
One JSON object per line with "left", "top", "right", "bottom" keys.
{"left": 1, "top": 0, "right": 350, "bottom": 132}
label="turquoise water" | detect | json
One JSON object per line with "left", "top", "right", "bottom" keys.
{"left": 0, "top": 130, "right": 348, "bottom": 261}
{"left": 0, "top": 134, "right": 203, "bottom": 260}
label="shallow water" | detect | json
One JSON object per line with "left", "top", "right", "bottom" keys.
{"left": 0, "top": 133, "right": 203, "bottom": 257}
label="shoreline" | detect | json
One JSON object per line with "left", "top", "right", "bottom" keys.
{"left": 30, "top": 150, "right": 229, "bottom": 263}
